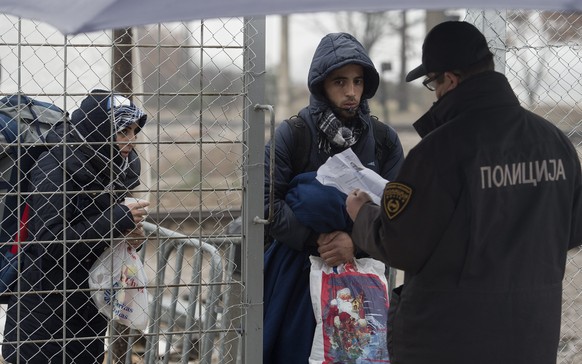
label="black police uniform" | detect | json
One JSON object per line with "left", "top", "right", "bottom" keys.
{"left": 351, "top": 70, "right": 582, "bottom": 364}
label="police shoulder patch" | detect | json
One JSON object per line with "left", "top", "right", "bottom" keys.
{"left": 383, "top": 182, "right": 412, "bottom": 220}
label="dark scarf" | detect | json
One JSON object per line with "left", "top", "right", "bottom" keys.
{"left": 316, "top": 108, "right": 363, "bottom": 153}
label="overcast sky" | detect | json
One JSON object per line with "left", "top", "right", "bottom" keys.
{"left": 265, "top": 11, "right": 428, "bottom": 85}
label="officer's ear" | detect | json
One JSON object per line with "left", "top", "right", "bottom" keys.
{"left": 443, "top": 71, "right": 461, "bottom": 89}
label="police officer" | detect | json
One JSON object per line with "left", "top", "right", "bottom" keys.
{"left": 346, "top": 21, "right": 582, "bottom": 364}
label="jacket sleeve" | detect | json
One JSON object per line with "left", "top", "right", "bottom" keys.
{"left": 30, "top": 152, "right": 134, "bottom": 268}
{"left": 264, "top": 120, "right": 316, "bottom": 250}
{"left": 351, "top": 146, "right": 456, "bottom": 273}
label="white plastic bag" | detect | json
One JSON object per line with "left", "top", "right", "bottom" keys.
{"left": 309, "top": 256, "right": 390, "bottom": 364}
{"left": 88, "top": 241, "right": 149, "bottom": 331}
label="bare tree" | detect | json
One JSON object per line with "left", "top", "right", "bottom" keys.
{"left": 307, "top": 11, "right": 402, "bottom": 61}
{"left": 540, "top": 11, "right": 582, "bottom": 43}
{"left": 277, "top": 15, "right": 291, "bottom": 119}
{"left": 506, "top": 12, "right": 547, "bottom": 107}
{"left": 112, "top": 28, "right": 134, "bottom": 96}
{"left": 303, "top": 11, "right": 423, "bottom": 115}
{"left": 328, "top": 11, "right": 396, "bottom": 53}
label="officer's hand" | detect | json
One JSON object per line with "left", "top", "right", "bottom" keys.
{"left": 317, "top": 231, "right": 355, "bottom": 266}
{"left": 346, "top": 189, "right": 372, "bottom": 221}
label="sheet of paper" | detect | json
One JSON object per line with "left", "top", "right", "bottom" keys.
{"left": 316, "top": 148, "right": 388, "bottom": 205}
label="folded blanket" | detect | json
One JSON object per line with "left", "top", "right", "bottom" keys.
{"left": 285, "top": 171, "right": 352, "bottom": 233}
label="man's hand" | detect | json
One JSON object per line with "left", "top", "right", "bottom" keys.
{"left": 123, "top": 199, "right": 150, "bottom": 225}
{"left": 317, "top": 231, "right": 355, "bottom": 266}
{"left": 346, "top": 188, "right": 372, "bottom": 221}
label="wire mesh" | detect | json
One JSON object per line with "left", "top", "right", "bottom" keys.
{"left": 0, "top": 15, "right": 252, "bottom": 364}
{"left": 467, "top": 9, "right": 582, "bottom": 364}
{"left": 0, "top": 8, "right": 581, "bottom": 364}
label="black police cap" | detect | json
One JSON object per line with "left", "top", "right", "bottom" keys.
{"left": 406, "top": 21, "right": 493, "bottom": 82}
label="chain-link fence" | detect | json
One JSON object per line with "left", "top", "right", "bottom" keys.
{"left": 0, "top": 8, "right": 581, "bottom": 364}
{"left": 0, "top": 15, "right": 265, "bottom": 364}
{"left": 467, "top": 9, "right": 582, "bottom": 364}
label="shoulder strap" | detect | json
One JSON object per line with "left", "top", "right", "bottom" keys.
{"left": 285, "top": 115, "right": 394, "bottom": 176}
{"left": 370, "top": 116, "right": 395, "bottom": 169}
{"left": 284, "top": 116, "right": 312, "bottom": 176}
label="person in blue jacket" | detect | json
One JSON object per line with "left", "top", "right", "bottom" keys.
{"left": 2, "top": 90, "right": 149, "bottom": 363}
{"left": 263, "top": 32, "right": 404, "bottom": 364}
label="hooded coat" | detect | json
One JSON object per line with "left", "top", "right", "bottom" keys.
{"left": 265, "top": 32, "right": 403, "bottom": 251}
{"left": 2, "top": 90, "right": 147, "bottom": 364}
{"left": 351, "top": 71, "right": 582, "bottom": 364}
{"left": 263, "top": 33, "right": 404, "bottom": 364}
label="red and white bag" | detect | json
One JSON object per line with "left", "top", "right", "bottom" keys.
{"left": 309, "top": 256, "right": 390, "bottom": 363}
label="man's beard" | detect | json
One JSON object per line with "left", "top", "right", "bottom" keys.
{"left": 330, "top": 104, "right": 359, "bottom": 121}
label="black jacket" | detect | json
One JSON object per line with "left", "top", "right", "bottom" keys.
{"left": 2, "top": 91, "right": 143, "bottom": 364}
{"left": 352, "top": 71, "right": 582, "bottom": 364}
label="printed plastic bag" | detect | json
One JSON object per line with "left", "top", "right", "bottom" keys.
{"left": 88, "top": 241, "right": 149, "bottom": 331}
{"left": 309, "top": 256, "right": 390, "bottom": 364}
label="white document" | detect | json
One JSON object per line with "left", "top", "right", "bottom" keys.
{"left": 315, "top": 148, "right": 388, "bottom": 205}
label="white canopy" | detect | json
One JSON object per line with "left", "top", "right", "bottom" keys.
{"left": 0, "top": 0, "right": 579, "bottom": 35}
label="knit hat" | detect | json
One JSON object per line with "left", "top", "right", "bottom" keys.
{"left": 71, "top": 90, "right": 147, "bottom": 146}
{"left": 70, "top": 89, "right": 148, "bottom": 169}
{"left": 107, "top": 94, "right": 147, "bottom": 133}
{"left": 406, "top": 21, "right": 493, "bottom": 82}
